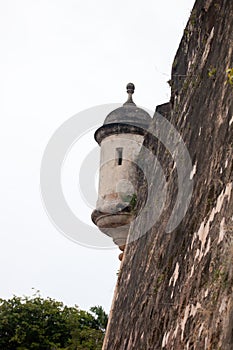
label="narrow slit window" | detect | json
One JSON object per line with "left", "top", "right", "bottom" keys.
{"left": 116, "top": 147, "right": 123, "bottom": 166}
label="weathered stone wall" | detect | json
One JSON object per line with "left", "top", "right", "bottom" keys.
{"left": 103, "top": 0, "right": 233, "bottom": 349}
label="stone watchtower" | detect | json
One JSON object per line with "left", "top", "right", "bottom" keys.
{"left": 91, "top": 83, "right": 151, "bottom": 259}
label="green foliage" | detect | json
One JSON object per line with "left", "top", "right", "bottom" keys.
{"left": 0, "top": 294, "right": 107, "bottom": 350}
{"left": 90, "top": 306, "right": 108, "bottom": 331}
{"left": 214, "top": 3, "right": 221, "bottom": 11}
{"left": 184, "top": 28, "right": 190, "bottom": 39}
{"left": 226, "top": 68, "right": 233, "bottom": 86}
{"left": 208, "top": 67, "right": 217, "bottom": 79}
{"left": 119, "top": 193, "right": 137, "bottom": 212}
{"left": 129, "top": 193, "right": 137, "bottom": 210}
{"left": 190, "top": 9, "right": 197, "bottom": 25}
{"left": 120, "top": 193, "right": 132, "bottom": 203}
{"left": 153, "top": 274, "right": 165, "bottom": 294}
{"left": 212, "top": 268, "right": 229, "bottom": 289}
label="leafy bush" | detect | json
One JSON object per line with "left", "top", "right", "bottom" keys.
{"left": 0, "top": 294, "right": 108, "bottom": 350}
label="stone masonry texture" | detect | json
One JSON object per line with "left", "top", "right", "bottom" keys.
{"left": 103, "top": 0, "right": 233, "bottom": 349}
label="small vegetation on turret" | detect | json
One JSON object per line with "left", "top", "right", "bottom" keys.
{"left": 129, "top": 193, "right": 137, "bottom": 210}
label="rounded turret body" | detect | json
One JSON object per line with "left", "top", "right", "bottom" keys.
{"left": 92, "top": 83, "right": 151, "bottom": 247}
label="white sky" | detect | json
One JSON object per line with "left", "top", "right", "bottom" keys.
{"left": 0, "top": 0, "right": 195, "bottom": 312}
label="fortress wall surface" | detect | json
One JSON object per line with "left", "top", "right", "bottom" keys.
{"left": 103, "top": 0, "right": 233, "bottom": 349}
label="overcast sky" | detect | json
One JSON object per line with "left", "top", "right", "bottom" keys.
{"left": 0, "top": 0, "right": 195, "bottom": 312}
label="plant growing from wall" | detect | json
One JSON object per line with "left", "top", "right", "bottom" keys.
{"left": 190, "top": 9, "right": 197, "bottom": 25}
{"left": 153, "top": 274, "right": 165, "bottom": 294}
{"left": 119, "top": 193, "right": 137, "bottom": 213}
{"left": 208, "top": 66, "right": 217, "bottom": 79}
{"left": 129, "top": 193, "right": 137, "bottom": 211}
{"left": 226, "top": 68, "right": 233, "bottom": 86}
{"left": 120, "top": 193, "right": 133, "bottom": 203}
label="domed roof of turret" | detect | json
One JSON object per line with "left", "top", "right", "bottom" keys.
{"left": 103, "top": 83, "right": 151, "bottom": 129}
